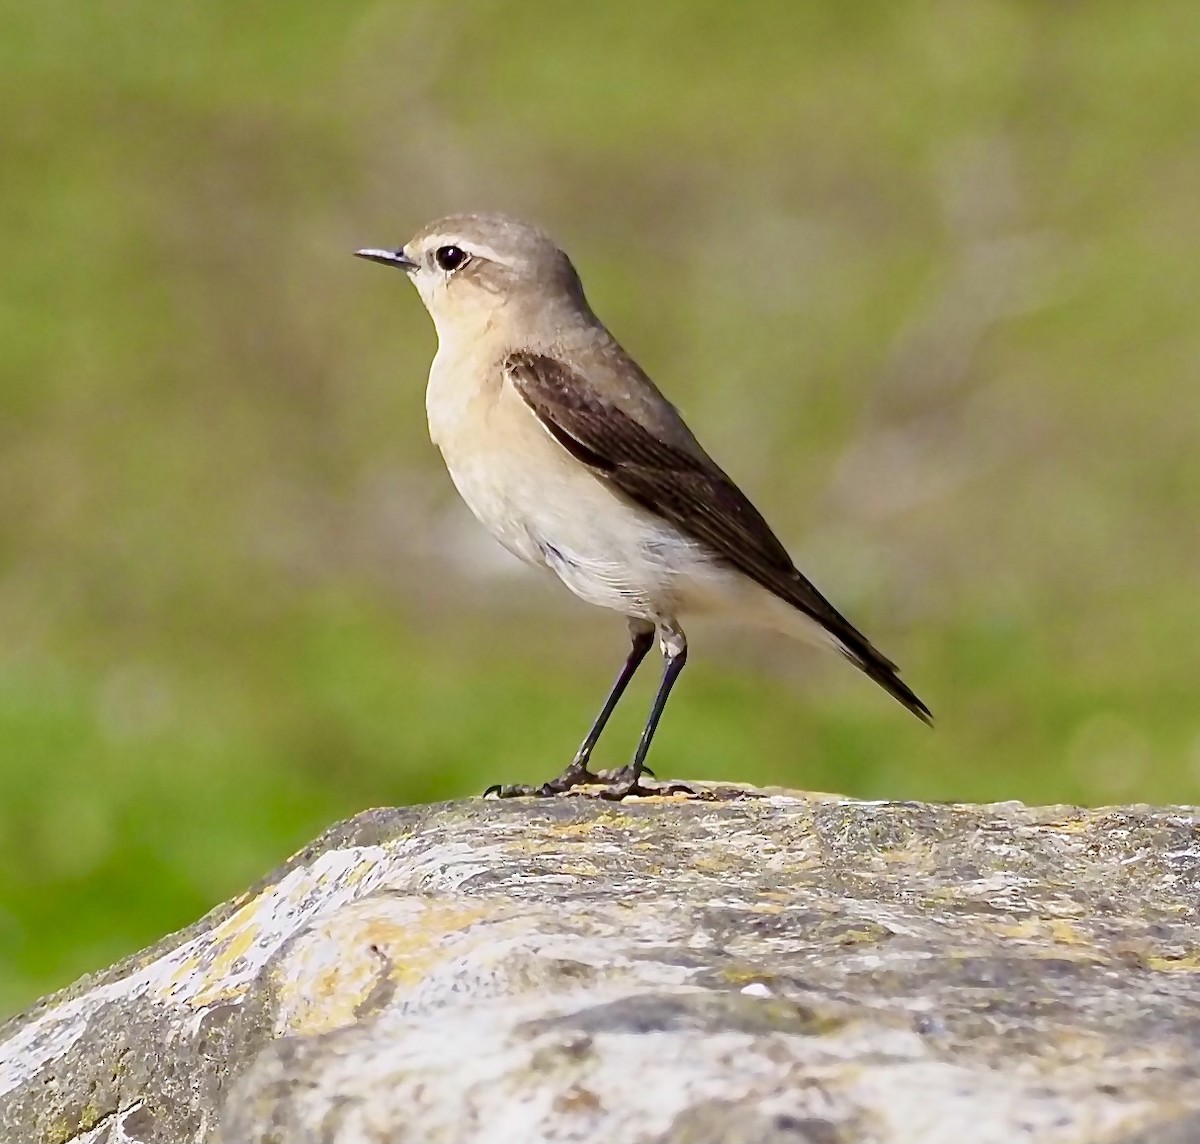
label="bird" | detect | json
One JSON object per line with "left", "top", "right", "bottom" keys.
{"left": 356, "top": 214, "right": 930, "bottom": 798}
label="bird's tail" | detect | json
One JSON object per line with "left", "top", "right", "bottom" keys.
{"left": 703, "top": 563, "right": 933, "bottom": 724}
{"left": 760, "top": 576, "right": 933, "bottom": 725}
{"left": 835, "top": 637, "right": 933, "bottom": 726}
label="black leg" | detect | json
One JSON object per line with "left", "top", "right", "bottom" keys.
{"left": 569, "top": 622, "right": 655, "bottom": 774}
{"left": 486, "top": 621, "right": 654, "bottom": 797}
{"left": 598, "top": 623, "right": 688, "bottom": 799}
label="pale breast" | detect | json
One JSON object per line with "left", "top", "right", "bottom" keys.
{"left": 424, "top": 352, "right": 705, "bottom": 619}
{"left": 427, "top": 350, "right": 582, "bottom": 568}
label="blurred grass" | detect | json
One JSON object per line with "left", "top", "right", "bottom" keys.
{"left": 3, "top": 0, "right": 1200, "bottom": 1015}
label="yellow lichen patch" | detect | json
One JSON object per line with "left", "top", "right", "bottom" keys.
{"left": 993, "top": 918, "right": 1093, "bottom": 947}
{"left": 1144, "top": 953, "right": 1200, "bottom": 972}
{"left": 741, "top": 902, "right": 786, "bottom": 916}
{"left": 339, "top": 857, "right": 384, "bottom": 887}
{"left": 220, "top": 888, "right": 257, "bottom": 913}
{"left": 1048, "top": 918, "right": 1091, "bottom": 945}
{"left": 719, "top": 966, "right": 778, "bottom": 986}
{"left": 172, "top": 953, "right": 202, "bottom": 979}
{"left": 520, "top": 841, "right": 575, "bottom": 855}
{"left": 149, "top": 893, "right": 270, "bottom": 1007}
{"left": 273, "top": 896, "right": 514, "bottom": 1037}
{"left": 157, "top": 850, "right": 391, "bottom": 1008}
{"left": 1027, "top": 949, "right": 1109, "bottom": 967}
{"left": 548, "top": 821, "right": 600, "bottom": 839}
{"left": 551, "top": 813, "right": 638, "bottom": 836}
{"left": 187, "top": 915, "right": 261, "bottom": 1007}
{"left": 827, "top": 924, "right": 891, "bottom": 948}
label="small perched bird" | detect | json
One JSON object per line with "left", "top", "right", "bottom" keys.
{"left": 357, "top": 214, "right": 930, "bottom": 798}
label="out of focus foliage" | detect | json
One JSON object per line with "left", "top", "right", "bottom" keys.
{"left": 2, "top": 0, "right": 1198, "bottom": 1013}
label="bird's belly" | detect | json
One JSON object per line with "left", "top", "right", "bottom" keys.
{"left": 440, "top": 439, "right": 706, "bottom": 621}
{"left": 441, "top": 451, "right": 549, "bottom": 568}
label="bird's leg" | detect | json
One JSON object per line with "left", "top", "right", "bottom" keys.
{"left": 597, "top": 622, "right": 688, "bottom": 800}
{"left": 563, "top": 620, "right": 656, "bottom": 786}
{"left": 486, "top": 621, "right": 654, "bottom": 797}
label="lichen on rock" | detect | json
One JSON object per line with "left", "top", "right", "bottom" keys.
{"left": 3, "top": 785, "right": 1200, "bottom": 1143}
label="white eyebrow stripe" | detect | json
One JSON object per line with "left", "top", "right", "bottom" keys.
{"left": 423, "top": 236, "right": 506, "bottom": 263}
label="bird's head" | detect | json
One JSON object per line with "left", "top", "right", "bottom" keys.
{"left": 356, "top": 213, "right": 587, "bottom": 339}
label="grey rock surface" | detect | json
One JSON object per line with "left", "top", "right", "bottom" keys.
{"left": 4, "top": 785, "right": 1200, "bottom": 1144}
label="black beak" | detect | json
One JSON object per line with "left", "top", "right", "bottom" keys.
{"left": 354, "top": 247, "right": 418, "bottom": 270}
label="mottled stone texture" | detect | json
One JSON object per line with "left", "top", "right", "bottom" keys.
{"left": 4, "top": 787, "right": 1200, "bottom": 1143}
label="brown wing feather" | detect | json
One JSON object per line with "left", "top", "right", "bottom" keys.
{"left": 506, "top": 351, "right": 932, "bottom": 724}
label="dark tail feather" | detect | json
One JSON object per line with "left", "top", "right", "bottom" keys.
{"left": 757, "top": 565, "right": 933, "bottom": 725}
{"left": 838, "top": 640, "right": 933, "bottom": 726}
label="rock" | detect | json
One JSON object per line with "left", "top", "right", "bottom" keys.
{"left": 4, "top": 784, "right": 1200, "bottom": 1143}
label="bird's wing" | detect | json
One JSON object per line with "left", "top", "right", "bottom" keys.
{"left": 506, "top": 350, "right": 932, "bottom": 724}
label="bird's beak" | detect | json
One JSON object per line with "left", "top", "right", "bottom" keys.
{"left": 354, "top": 247, "right": 418, "bottom": 271}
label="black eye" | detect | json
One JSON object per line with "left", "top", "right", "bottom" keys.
{"left": 433, "top": 245, "right": 468, "bottom": 272}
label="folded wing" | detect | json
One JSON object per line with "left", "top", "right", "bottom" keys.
{"left": 506, "top": 350, "right": 932, "bottom": 724}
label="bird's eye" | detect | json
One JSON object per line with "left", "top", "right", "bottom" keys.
{"left": 433, "top": 245, "right": 469, "bottom": 272}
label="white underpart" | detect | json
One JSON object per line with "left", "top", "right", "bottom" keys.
{"left": 424, "top": 334, "right": 835, "bottom": 651}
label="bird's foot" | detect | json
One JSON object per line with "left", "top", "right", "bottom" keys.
{"left": 594, "top": 762, "right": 654, "bottom": 782}
{"left": 484, "top": 756, "right": 605, "bottom": 799}
{"left": 585, "top": 762, "right": 654, "bottom": 800}
{"left": 485, "top": 761, "right": 676, "bottom": 801}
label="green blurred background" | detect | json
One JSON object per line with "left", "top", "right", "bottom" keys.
{"left": 2, "top": 0, "right": 1198, "bottom": 1015}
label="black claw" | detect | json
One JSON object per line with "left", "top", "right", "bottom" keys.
{"left": 483, "top": 759, "right": 607, "bottom": 798}
{"left": 485, "top": 782, "right": 543, "bottom": 799}
{"left": 484, "top": 758, "right": 660, "bottom": 801}
{"left": 482, "top": 764, "right": 642, "bottom": 800}
{"left": 484, "top": 774, "right": 732, "bottom": 802}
